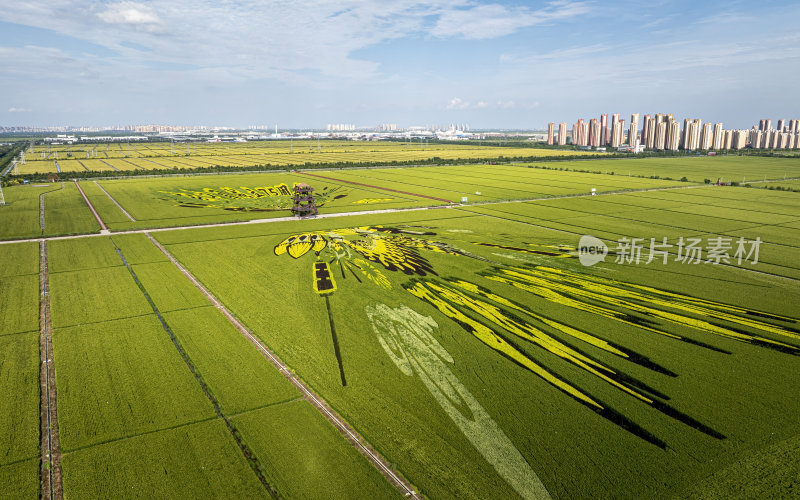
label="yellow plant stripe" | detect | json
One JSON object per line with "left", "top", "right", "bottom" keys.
{"left": 519, "top": 267, "right": 800, "bottom": 350}
{"left": 426, "top": 281, "right": 653, "bottom": 404}
{"left": 449, "top": 279, "right": 630, "bottom": 359}
{"left": 404, "top": 281, "right": 603, "bottom": 409}
{"left": 486, "top": 270, "right": 683, "bottom": 340}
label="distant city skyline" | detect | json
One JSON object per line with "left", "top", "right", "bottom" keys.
{"left": 2, "top": 1, "right": 799, "bottom": 128}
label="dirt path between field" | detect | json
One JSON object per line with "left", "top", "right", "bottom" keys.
{"left": 298, "top": 171, "right": 455, "bottom": 203}
{"left": 39, "top": 240, "right": 63, "bottom": 500}
{"left": 73, "top": 180, "right": 109, "bottom": 232}
{"left": 145, "top": 233, "right": 422, "bottom": 499}
{"left": 38, "top": 183, "right": 65, "bottom": 232}
{"left": 93, "top": 181, "right": 136, "bottom": 221}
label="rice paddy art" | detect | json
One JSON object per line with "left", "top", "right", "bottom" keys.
{"left": 158, "top": 183, "right": 348, "bottom": 211}
{"left": 366, "top": 303, "right": 551, "bottom": 500}
{"left": 273, "top": 224, "right": 800, "bottom": 449}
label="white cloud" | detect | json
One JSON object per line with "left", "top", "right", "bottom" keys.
{"left": 97, "top": 2, "right": 161, "bottom": 27}
{"left": 446, "top": 97, "right": 470, "bottom": 109}
{"left": 8, "top": 107, "right": 32, "bottom": 112}
{"left": 476, "top": 101, "right": 488, "bottom": 108}
{"left": 432, "top": 1, "right": 591, "bottom": 39}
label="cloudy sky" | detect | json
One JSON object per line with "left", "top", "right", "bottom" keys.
{"left": 1, "top": 0, "right": 798, "bottom": 129}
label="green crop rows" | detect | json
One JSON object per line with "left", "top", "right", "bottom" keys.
{"left": 0, "top": 156, "right": 798, "bottom": 498}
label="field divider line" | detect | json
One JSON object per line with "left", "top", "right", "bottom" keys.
{"left": 92, "top": 181, "right": 136, "bottom": 222}
{"left": 144, "top": 232, "right": 423, "bottom": 499}
{"left": 73, "top": 180, "right": 108, "bottom": 232}
{"left": 112, "top": 243, "right": 279, "bottom": 499}
{"left": 39, "top": 240, "right": 63, "bottom": 500}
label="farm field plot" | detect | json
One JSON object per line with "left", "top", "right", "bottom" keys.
{"left": 0, "top": 274, "right": 39, "bottom": 335}
{"left": 53, "top": 315, "right": 217, "bottom": 450}
{"left": 157, "top": 191, "right": 800, "bottom": 499}
{"left": 520, "top": 155, "right": 800, "bottom": 183}
{"left": 0, "top": 334, "right": 40, "bottom": 466}
{"left": 48, "top": 265, "right": 152, "bottom": 327}
{"left": 0, "top": 241, "right": 38, "bottom": 277}
{"left": 0, "top": 459, "right": 39, "bottom": 500}
{"left": 0, "top": 184, "right": 60, "bottom": 240}
{"left": 60, "top": 419, "right": 266, "bottom": 498}
{"left": 304, "top": 164, "right": 690, "bottom": 203}
{"left": 16, "top": 140, "right": 602, "bottom": 174}
{"left": 232, "top": 400, "right": 400, "bottom": 499}
{"left": 40, "top": 183, "right": 100, "bottom": 237}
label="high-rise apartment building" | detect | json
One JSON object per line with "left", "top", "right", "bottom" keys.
{"left": 588, "top": 118, "right": 599, "bottom": 147}
{"left": 700, "top": 123, "right": 713, "bottom": 150}
{"left": 641, "top": 114, "right": 651, "bottom": 144}
{"left": 547, "top": 122, "right": 555, "bottom": 145}
{"left": 628, "top": 113, "right": 639, "bottom": 146}
{"left": 731, "top": 130, "right": 746, "bottom": 149}
{"left": 600, "top": 114, "right": 608, "bottom": 145}
{"left": 681, "top": 118, "right": 691, "bottom": 149}
{"left": 557, "top": 123, "right": 567, "bottom": 146}
{"left": 666, "top": 119, "right": 681, "bottom": 150}
{"left": 712, "top": 123, "right": 724, "bottom": 150}
{"left": 645, "top": 117, "right": 656, "bottom": 149}
{"left": 777, "top": 119, "right": 786, "bottom": 132}
{"left": 654, "top": 121, "right": 667, "bottom": 150}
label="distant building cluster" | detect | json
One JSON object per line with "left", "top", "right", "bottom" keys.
{"left": 327, "top": 124, "right": 357, "bottom": 131}
{"left": 749, "top": 119, "right": 800, "bottom": 149}
{"left": 547, "top": 115, "right": 800, "bottom": 152}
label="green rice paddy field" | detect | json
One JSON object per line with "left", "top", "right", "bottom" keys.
{"left": 15, "top": 140, "right": 601, "bottom": 174}
{"left": 0, "top": 156, "right": 799, "bottom": 499}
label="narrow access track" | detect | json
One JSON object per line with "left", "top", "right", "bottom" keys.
{"left": 73, "top": 180, "right": 108, "bottom": 232}
{"left": 298, "top": 171, "right": 455, "bottom": 204}
{"left": 39, "top": 183, "right": 65, "bottom": 232}
{"left": 39, "top": 240, "right": 62, "bottom": 500}
{"left": 145, "top": 233, "right": 422, "bottom": 499}
{"left": 93, "top": 181, "right": 136, "bottom": 221}
{"left": 1, "top": 160, "right": 16, "bottom": 176}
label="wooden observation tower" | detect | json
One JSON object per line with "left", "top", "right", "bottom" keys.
{"left": 292, "top": 183, "right": 318, "bottom": 217}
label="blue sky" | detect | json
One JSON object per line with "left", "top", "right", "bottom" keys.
{"left": 1, "top": 0, "right": 798, "bottom": 129}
